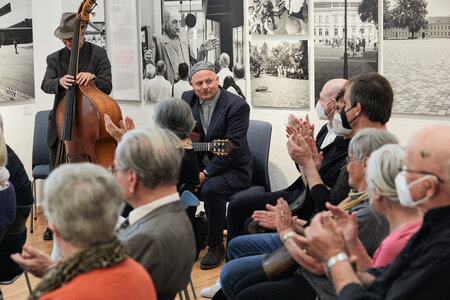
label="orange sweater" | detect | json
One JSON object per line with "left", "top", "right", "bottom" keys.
{"left": 40, "top": 257, "right": 156, "bottom": 300}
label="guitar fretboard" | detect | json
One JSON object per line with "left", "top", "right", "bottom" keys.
{"left": 192, "top": 142, "right": 210, "bottom": 152}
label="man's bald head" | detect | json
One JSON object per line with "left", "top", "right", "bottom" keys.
{"left": 405, "top": 125, "right": 450, "bottom": 208}
{"left": 407, "top": 125, "right": 450, "bottom": 178}
{"left": 317, "top": 79, "right": 347, "bottom": 121}
{"left": 321, "top": 78, "right": 347, "bottom": 99}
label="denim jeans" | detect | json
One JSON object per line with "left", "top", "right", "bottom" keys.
{"left": 220, "top": 233, "right": 283, "bottom": 298}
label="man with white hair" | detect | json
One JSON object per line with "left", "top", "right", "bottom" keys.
{"left": 114, "top": 127, "right": 196, "bottom": 300}
{"left": 12, "top": 163, "right": 156, "bottom": 299}
{"left": 151, "top": 9, "right": 219, "bottom": 84}
{"left": 217, "top": 52, "right": 233, "bottom": 86}
{"left": 300, "top": 124, "right": 450, "bottom": 299}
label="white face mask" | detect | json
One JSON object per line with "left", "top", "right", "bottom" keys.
{"left": 315, "top": 99, "right": 333, "bottom": 120}
{"left": 333, "top": 113, "right": 353, "bottom": 136}
{"left": 395, "top": 172, "right": 437, "bottom": 207}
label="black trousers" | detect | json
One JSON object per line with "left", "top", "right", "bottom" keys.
{"left": 234, "top": 269, "right": 317, "bottom": 300}
{"left": 201, "top": 174, "right": 247, "bottom": 246}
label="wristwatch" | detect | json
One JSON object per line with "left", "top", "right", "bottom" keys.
{"left": 325, "top": 252, "right": 349, "bottom": 277}
{"left": 202, "top": 170, "right": 210, "bottom": 179}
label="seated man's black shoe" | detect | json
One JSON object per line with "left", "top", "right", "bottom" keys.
{"left": 200, "top": 243, "right": 225, "bottom": 270}
{"left": 43, "top": 227, "right": 53, "bottom": 240}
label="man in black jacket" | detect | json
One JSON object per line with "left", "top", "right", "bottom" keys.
{"left": 41, "top": 12, "right": 112, "bottom": 240}
{"left": 226, "top": 79, "right": 348, "bottom": 242}
{"left": 182, "top": 61, "right": 253, "bottom": 269}
{"left": 41, "top": 12, "right": 112, "bottom": 171}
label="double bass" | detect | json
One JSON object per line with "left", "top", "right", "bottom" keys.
{"left": 55, "top": 0, "right": 122, "bottom": 168}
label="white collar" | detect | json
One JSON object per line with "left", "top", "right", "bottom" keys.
{"left": 128, "top": 192, "right": 180, "bottom": 225}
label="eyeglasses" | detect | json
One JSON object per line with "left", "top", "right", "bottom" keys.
{"left": 346, "top": 156, "right": 356, "bottom": 164}
{"left": 399, "top": 165, "right": 445, "bottom": 183}
{"left": 108, "top": 165, "right": 125, "bottom": 176}
{"left": 61, "top": 38, "right": 73, "bottom": 43}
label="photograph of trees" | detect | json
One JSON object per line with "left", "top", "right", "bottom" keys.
{"left": 250, "top": 40, "right": 308, "bottom": 108}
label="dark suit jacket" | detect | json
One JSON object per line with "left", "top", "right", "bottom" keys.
{"left": 118, "top": 201, "right": 196, "bottom": 298}
{"left": 41, "top": 42, "right": 112, "bottom": 148}
{"left": 182, "top": 89, "right": 253, "bottom": 189}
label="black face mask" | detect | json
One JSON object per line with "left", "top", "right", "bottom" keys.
{"left": 341, "top": 105, "right": 358, "bottom": 130}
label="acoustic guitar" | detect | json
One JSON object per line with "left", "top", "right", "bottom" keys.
{"left": 192, "top": 139, "right": 233, "bottom": 156}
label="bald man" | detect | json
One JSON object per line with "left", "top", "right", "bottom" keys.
{"left": 226, "top": 78, "right": 348, "bottom": 242}
{"left": 302, "top": 124, "right": 450, "bottom": 299}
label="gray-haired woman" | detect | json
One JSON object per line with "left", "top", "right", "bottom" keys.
{"left": 104, "top": 98, "right": 200, "bottom": 194}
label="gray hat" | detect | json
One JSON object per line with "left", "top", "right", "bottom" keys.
{"left": 54, "top": 12, "right": 87, "bottom": 39}
{"left": 190, "top": 60, "right": 216, "bottom": 77}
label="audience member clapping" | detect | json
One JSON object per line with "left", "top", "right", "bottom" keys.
{"left": 219, "top": 128, "right": 396, "bottom": 300}
{"left": 297, "top": 125, "right": 450, "bottom": 299}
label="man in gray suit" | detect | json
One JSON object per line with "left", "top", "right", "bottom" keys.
{"left": 114, "top": 127, "right": 196, "bottom": 300}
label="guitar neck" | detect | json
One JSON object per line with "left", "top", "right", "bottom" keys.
{"left": 192, "top": 142, "right": 210, "bottom": 152}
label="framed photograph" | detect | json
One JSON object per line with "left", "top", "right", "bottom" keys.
{"left": 0, "top": 0, "right": 34, "bottom": 105}
{"left": 250, "top": 39, "right": 309, "bottom": 108}
{"left": 314, "top": 0, "right": 378, "bottom": 100}
{"left": 249, "top": 0, "right": 308, "bottom": 36}
{"left": 139, "top": 0, "right": 246, "bottom": 102}
{"left": 384, "top": 0, "right": 450, "bottom": 116}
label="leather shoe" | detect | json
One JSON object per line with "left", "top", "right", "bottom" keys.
{"left": 43, "top": 227, "right": 53, "bottom": 240}
{"left": 200, "top": 243, "right": 225, "bottom": 270}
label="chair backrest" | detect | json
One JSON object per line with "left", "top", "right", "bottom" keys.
{"left": 32, "top": 110, "right": 51, "bottom": 169}
{"left": 6, "top": 204, "right": 32, "bottom": 234}
{"left": 180, "top": 190, "right": 200, "bottom": 209}
{"left": 247, "top": 120, "right": 272, "bottom": 192}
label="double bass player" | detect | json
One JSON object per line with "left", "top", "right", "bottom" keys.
{"left": 41, "top": 12, "right": 112, "bottom": 172}
{"left": 41, "top": 12, "right": 113, "bottom": 240}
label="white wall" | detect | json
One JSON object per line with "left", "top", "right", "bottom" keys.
{"left": 1, "top": 0, "right": 449, "bottom": 197}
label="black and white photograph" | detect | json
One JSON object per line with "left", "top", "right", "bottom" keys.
{"left": 0, "top": 0, "right": 34, "bottom": 104}
{"left": 314, "top": 0, "right": 378, "bottom": 100}
{"left": 250, "top": 39, "right": 308, "bottom": 108}
{"left": 63, "top": 0, "right": 105, "bottom": 49}
{"left": 383, "top": 0, "right": 450, "bottom": 116}
{"left": 140, "top": 0, "right": 246, "bottom": 102}
{"left": 249, "top": 0, "right": 308, "bottom": 35}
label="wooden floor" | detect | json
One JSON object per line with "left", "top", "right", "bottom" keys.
{"left": 1, "top": 213, "right": 223, "bottom": 300}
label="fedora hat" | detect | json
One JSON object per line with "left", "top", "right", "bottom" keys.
{"left": 54, "top": 12, "right": 87, "bottom": 39}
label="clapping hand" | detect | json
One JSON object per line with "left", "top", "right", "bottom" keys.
{"left": 286, "top": 133, "right": 313, "bottom": 167}
{"left": 300, "top": 212, "right": 346, "bottom": 263}
{"left": 104, "top": 114, "right": 135, "bottom": 142}
{"left": 252, "top": 204, "right": 278, "bottom": 230}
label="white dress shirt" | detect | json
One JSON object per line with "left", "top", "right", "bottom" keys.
{"left": 128, "top": 192, "right": 180, "bottom": 226}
